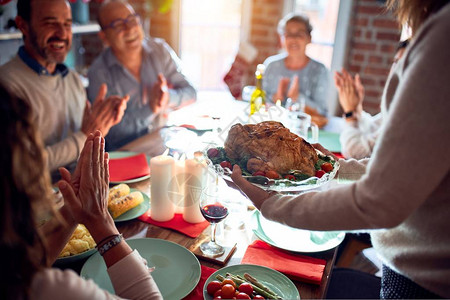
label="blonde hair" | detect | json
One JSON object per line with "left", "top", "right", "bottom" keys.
{"left": 386, "top": 0, "right": 450, "bottom": 35}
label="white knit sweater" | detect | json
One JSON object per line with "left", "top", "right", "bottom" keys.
{"left": 260, "top": 4, "right": 450, "bottom": 297}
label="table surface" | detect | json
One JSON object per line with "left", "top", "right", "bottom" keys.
{"left": 58, "top": 92, "right": 343, "bottom": 299}
{"left": 117, "top": 92, "right": 344, "bottom": 299}
{"left": 117, "top": 177, "right": 338, "bottom": 299}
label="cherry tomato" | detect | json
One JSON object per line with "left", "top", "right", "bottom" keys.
{"left": 213, "top": 289, "right": 222, "bottom": 298}
{"left": 238, "top": 282, "right": 253, "bottom": 296}
{"left": 321, "top": 162, "right": 333, "bottom": 173}
{"left": 207, "top": 281, "right": 222, "bottom": 296}
{"left": 252, "top": 171, "right": 266, "bottom": 177}
{"left": 220, "top": 161, "right": 232, "bottom": 170}
{"left": 284, "top": 174, "right": 295, "bottom": 180}
{"left": 315, "top": 170, "right": 326, "bottom": 178}
{"left": 213, "top": 296, "right": 222, "bottom": 300}
{"left": 207, "top": 148, "right": 220, "bottom": 158}
{"left": 236, "top": 292, "right": 251, "bottom": 299}
{"left": 253, "top": 295, "right": 265, "bottom": 299}
{"left": 265, "top": 170, "right": 280, "bottom": 179}
{"left": 221, "top": 279, "right": 237, "bottom": 289}
{"left": 221, "top": 284, "right": 236, "bottom": 299}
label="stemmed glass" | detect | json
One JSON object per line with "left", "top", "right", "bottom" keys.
{"left": 199, "top": 190, "right": 229, "bottom": 256}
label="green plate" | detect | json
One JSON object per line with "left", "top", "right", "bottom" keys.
{"left": 203, "top": 264, "right": 300, "bottom": 300}
{"left": 317, "top": 130, "right": 342, "bottom": 153}
{"left": 81, "top": 238, "right": 201, "bottom": 299}
{"left": 251, "top": 210, "right": 345, "bottom": 253}
{"left": 108, "top": 151, "right": 151, "bottom": 184}
{"left": 112, "top": 189, "right": 150, "bottom": 222}
{"left": 54, "top": 248, "right": 96, "bottom": 266}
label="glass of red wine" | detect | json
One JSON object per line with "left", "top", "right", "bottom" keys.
{"left": 199, "top": 190, "right": 229, "bottom": 256}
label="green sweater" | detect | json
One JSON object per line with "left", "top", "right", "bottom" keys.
{"left": 0, "top": 56, "right": 86, "bottom": 174}
{"left": 260, "top": 4, "right": 450, "bottom": 297}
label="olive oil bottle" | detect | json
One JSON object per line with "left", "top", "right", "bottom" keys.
{"left": 250, "top": 64, "right": 266, "bottom": 116}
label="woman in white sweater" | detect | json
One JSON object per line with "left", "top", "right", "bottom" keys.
{"left": 0, "top": 85, "right": 162, "bottom": 299}
{"left": 231, "top": 0, "right": 450, "bottom": 298}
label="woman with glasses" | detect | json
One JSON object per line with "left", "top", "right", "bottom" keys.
{"left": 263, "top": 12, "right": 330, "bottom": 119}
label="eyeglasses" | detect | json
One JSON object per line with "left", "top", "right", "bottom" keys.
{"left": 103, "top": 14, "right": 140, "bottom": 32}
{"left": 284, "top": 31, "right": 309, "bottom": 39}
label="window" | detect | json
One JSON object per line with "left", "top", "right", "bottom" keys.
{"left": 179, "top": 0, "right": 242, "bottom": 91}
{"left": 294, "top": 0, "right": 340, "bottom": 68}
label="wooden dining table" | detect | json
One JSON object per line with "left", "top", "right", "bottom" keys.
{"left": 57, "top": 91, "right": 344, "bottom": 299}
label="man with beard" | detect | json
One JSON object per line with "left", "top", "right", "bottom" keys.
{"left": 0, "top": 0, "right": 129, "bottom": 179}
{"left": 87, "top": 0, "right": 196, "bottom": 151}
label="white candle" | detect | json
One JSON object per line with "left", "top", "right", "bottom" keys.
{"left": 183, "top": 158, "right": 207, "bottom": 223}
{"left": 172, "top": 155, "right": 185, "bottom": 214}
{"left": 150, "top": 155, "right": 175, "bottom": 221}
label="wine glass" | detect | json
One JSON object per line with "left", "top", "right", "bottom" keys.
{"left": 199, "top": 190, "right": 229, "bottom": 256}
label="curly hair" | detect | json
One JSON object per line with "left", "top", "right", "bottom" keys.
{"left": 0, "top": 84, "right": 55, "bottom": 299}
{"left": 386, "top": 0, "right": 450, "bottom": 35}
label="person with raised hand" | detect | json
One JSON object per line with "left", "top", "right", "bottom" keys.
{"left": 232, "top": 0, "right": 450, "bottom": 298}
{"left": 0, "top": 0, "right": 129, "bottom": 181}
{"left": 0, "top": 83, "right": 162, "bottom": 299}
{"left": 88, "top": 0, "right": 196, "bottom": 151}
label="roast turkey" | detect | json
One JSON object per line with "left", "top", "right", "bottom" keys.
{"left": 224, "top": 121, "right": 318, "bottom": 176}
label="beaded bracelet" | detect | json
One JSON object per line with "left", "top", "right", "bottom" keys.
{"left": 97, "top": 234, "right": 124, "bottom": 256}
{"left": 96, "top": 234, "right": 119, "bottom": 248}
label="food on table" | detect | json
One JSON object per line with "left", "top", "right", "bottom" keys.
{"left": 58, "top": 224, "right": 95, "bottom": 258}
{"left": 207, "top": 121, "right": 337, "bottom": 187}
{"left": 108, "top": 183, "right": 131, "bottom": 203}
{"left": 108, "top": 191, "right": 144, "bottom": 219}
{"left": 224, "top": 121, "right": 318, "bottom": 176}
{"left": 206, "top": 272, "right": 281, "bottom": 299}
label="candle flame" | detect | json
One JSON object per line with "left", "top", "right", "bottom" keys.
{"left": 276, "top": 99, "right": 281, "bottom": 107}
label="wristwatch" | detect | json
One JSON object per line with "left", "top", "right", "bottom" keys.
{"left": 343, "top": 111, "right": 354, "bottom": 119}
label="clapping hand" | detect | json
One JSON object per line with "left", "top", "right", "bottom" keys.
{"left": 150, "top": 73, "right": 169, "bottom": 114}
{"left": 274, "top": 75, "right": 299, "bottom": 103}
{"left": 81, "top": 84, "right": 130, "bottom": 136}
{"left": 334, "top": 69, "right": 364, "bottom": 114}
{"left": 58, "top": 131, "right": 113, "bottom": 231}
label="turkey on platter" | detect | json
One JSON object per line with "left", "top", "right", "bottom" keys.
{"left": 224, "top": 121, "right": 318, "bottom": 176}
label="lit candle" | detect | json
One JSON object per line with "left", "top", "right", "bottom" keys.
{"left": 150, "top": 155, "right": 175, "bottom": 221}
{"left": 183, "top": 158, "right": 207, "bottom": 223}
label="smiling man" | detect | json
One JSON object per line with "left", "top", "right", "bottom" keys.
{"left": 0, "top": 0, "right": 129, "bottom": 179}
{"left": 88, "top": 0, "right": 196, "bottom": 151}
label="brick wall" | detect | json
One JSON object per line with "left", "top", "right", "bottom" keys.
{"left": 244, "top": 0, "right": 401, "bottom": 115}
{"left": 345, "top": 0, "right": 401, "bottom": 114}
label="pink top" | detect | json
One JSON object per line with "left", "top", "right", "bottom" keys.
{"left": 30, "top": 250, "right": 162, "bottom": 300}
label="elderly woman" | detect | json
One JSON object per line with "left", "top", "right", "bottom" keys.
{"left": 233, "top": 0, "right": 450, "bottom": 298}
{"left": 263, "top": 12, "right": 330, "bottom": 117}
{"left": 0, "top": 84, "right": 162, "bottom": 299}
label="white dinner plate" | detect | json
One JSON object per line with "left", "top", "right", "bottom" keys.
{"left": 251, "top": 210, "right": 345, "bottom": 253}
{"left": 81, "top": 238, "right": 201, "bottom": 299}
{"left": 108, "top": 151, "right": 151, "bottom": 184}
{"left": 203, "top": 264, "right": 300, "bottom": 300}
{"left": 112, "top": 189, "right": 150, "bottom": 222}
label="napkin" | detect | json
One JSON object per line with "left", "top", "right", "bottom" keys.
{"left": 241, "top": 240, "right": 326, "bottom": 285}
{"left": 108, "top": 153, "right": 150, "bottom": 182}
{"left": 138, "top": 212, "right": 209, "bottom": 238}
{"left": 183, "top": 265, "right": 217, "bottom": 300}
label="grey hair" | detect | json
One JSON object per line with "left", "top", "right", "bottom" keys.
{"left": 277, "top": 12, "right": 313, "bottom": 36}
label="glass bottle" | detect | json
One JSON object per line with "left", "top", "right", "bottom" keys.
{"left": 249, "top": 64, "right": 266, "bottom": 116}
